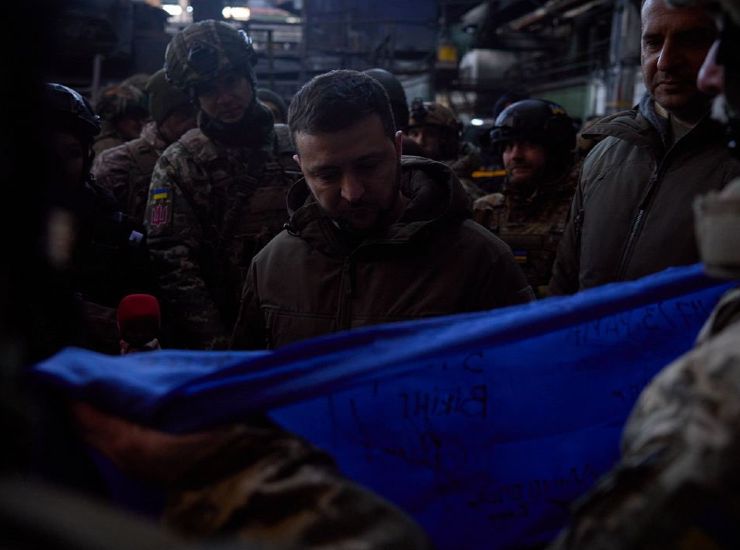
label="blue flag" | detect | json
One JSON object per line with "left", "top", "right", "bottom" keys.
{"left": 32, "top": 264, "right": 736, "bottom": 549}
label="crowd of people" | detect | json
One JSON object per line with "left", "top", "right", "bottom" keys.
{"left": 7, "top": 0, "right": 740, "bottom": 547}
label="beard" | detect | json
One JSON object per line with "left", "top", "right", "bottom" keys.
{"left": 334, "top": 159, "right": 403, "bottom": 237}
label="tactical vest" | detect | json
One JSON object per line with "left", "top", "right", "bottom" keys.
{"left": 489, "top": 193, "right": 572, "bottom": 296}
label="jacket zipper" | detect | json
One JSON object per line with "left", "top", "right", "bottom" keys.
{"left": 337, "top": 257, "right": 355, "bottom": 331}
{"left": 615, "top": 164, "right": 666, "bottom": 280}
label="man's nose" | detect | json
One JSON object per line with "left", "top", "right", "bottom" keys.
{"left": 697, "top": 40, "right": 724, "bottom": 96}
{"left": 656, "top": 38, "right": 681, "bottom": 72}
{"left": 214, "top": 85, "right": 232, "bottom": 104}
{"left": 509, "top": 142, "right": 525, "bottom": 158}
{"left": 341, "top": 173, "right": 365, "bottom": 203}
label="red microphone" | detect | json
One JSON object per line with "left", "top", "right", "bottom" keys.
{"left": 116, "top": 294, "right": 161, "bottom": 353}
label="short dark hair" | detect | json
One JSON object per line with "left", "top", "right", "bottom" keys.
{"left": 288, "top": 70, "right": 396, "bottom": 142}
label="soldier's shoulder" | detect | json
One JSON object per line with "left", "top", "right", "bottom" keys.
{"left": 162, "top": 128, "right": 218, "bottom": 163}
{"left": 93, "top": 141, "right": 135, "bottom": 174}
{"left": 624, "top": 319, "right": 740, "bottom": 450}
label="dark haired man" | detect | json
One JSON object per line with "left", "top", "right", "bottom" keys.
{"left": 232, "top": 69, "right": 533, "bottom": 350}
{"left": 549, "top": 0, "right": 740, "bottom": 294}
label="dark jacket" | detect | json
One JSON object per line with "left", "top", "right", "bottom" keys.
{"left": 232, "top": 156, "right": 534, "bottom": 350}
{"left": 549, "top": 95, "right": 740, "bottom": 294}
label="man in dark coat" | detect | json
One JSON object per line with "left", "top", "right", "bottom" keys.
{"left": 549, "top": 0, "right": 740, "bottom": 294}
{"left": 232, "top": 70, "right": 533, "bottom": 350}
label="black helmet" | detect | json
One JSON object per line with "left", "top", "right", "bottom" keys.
{"left": 363, "top": 68, "right": 409, "bottom": 131}
{"left": 490, "top": 99, "right": 575, "bottom": 154}
{"left": 44, "top": 83, "right": 101, "bottom": 143}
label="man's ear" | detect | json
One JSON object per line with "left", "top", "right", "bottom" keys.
{"left": 293, "top": 154, "right": 302, "bottom": 169}
{"left": 394, "top": 130, "right": 403, "bottom": 157}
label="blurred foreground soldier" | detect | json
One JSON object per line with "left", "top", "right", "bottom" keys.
{"left": 93, "top": 69, "right": 196, "bottom": 224}
{"left": 473, "top": 100, "right": 577, "bottom": 296}
{"left": 549, "top": 0, "right": 740, "bottom": 295}
{"left": 44, "top": 83, "right": 151, "bottom": 354}
{"left": 550, "top": 2, "right": 740, "bottom": 547}
{"left": 407, "top": 98, "right": 484, "bottom": 199}
{"left": 93, "top": 83, "right": 149, "bottom": 155}
{"left": 145, "top": 20, "right": 298, "bottom": 349}
{"left": 232, "top": 70, "right": 533, "bottom": 350}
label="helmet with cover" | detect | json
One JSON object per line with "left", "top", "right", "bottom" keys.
{"left": 94, "top": 83, "right": 148, "bottom": 123}
{"left": 164, "top": 20, "right": 257, "bottom": 99}
{"left": 407, "top": 99, "right": 461, "bottom": 159}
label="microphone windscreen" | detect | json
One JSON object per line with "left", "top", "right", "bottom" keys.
{"left": 117, "top": 294, "right": 160, "bottom": 347}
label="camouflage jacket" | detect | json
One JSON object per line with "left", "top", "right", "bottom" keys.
{"left": 163, "top": 415, "right": 432, "bottom": 549}
{"left": 145, "top": 126, "right": 299, "bottom": 350}
{"left": 550, "top": 288, "right": 740, "bottom": 549}
{"left": 93, "top": 120, "right": 127, "bottom": 156}
{"left": 92, "top": 122, "right": 168, "bottom": 225}
{"left": 473, "top": 166, "right": 578, "bottom": 297}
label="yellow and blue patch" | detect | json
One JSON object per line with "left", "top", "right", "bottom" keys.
{"left": 150, "top": 187, "right": 169, "bottom": 201}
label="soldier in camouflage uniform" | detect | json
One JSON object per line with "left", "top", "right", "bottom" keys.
{"left": 93, "top": 70, "right": 196, "bottom": 225}
{"left": 472, "top": 99, "right": 578, "bottom": 297}
{"left": 550, "top": 1, "right": 740, "bottom": 547}
{"left": 93, "top": 83, "right": 149, "bottom": 155}
{"left": 145, "top": 20, "right": 299, "bottom": 349}
{"left": 407, "top": 98, "right": 485, "bottom": 200}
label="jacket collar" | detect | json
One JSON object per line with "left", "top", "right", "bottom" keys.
{"left": 284, "top": 156, "right": 471, "bottom": 256}
{"left": 140, "top": 121, "right": 170, "bottom": 154}
{"left": 583, "top": 93, "right": 717, "bottom": 157}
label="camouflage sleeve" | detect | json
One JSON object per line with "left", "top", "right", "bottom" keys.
{"left": 549, "top": 321, "right": 740, "bottom": 550}
{"left": 145, "top": 149, "right": 228, "bottom": 349}
{"left": 548, "top": 172, "right": 584, "bottom": 296}
{"left": 230, "top": 260, "right": 268, "bottom": 350}
{"left": 163, "top": 416, "right": 433, "bottom": 549}
{"left": 91, "top": 144, "right": 133, "bottom": 212}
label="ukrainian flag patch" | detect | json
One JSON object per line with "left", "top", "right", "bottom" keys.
{"left": 151, "top": 188, "right": 169, "bottom": 201}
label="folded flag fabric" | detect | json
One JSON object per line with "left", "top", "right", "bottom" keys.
{"left": 32, "top": 264, "right": 736, "bottom": 549}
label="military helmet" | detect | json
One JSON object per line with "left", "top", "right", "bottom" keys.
{"left": 408, "top": 99, "right": 460, "bottom": 131}
{"left": 44, "top": 83, "right": 101, "bottom": 143}
{"left": 490, "top": 99, "right": 576, "bottom": 153}
{"left": 165, "top": 20, "right": 257, "bottom": 96}
{"left": 364, "top": 68, "right": 409, "bottom": 131}
{"left": 146, "top": 69, "right": 192, "bottom": 126}
{"left": 94, "top": 83, "right": 149, "bottom": 123}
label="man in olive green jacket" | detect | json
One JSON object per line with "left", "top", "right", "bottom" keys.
{"left": 549, "top": 0, "right": 740, "bottom": 294}
{"left": 232, "top": 70, "right": 533, "bottom": 350}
